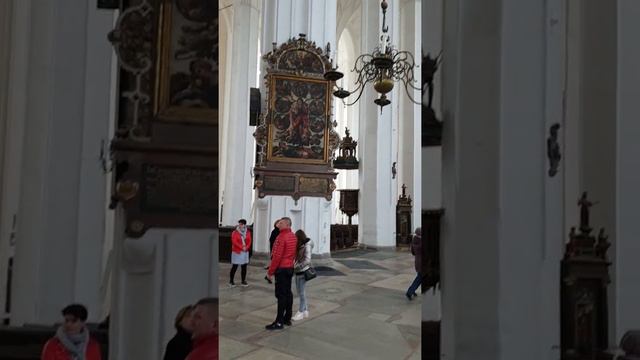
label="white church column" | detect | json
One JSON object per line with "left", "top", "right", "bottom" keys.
{"left": 334, "top": 3, "right": 361, "bottom": 225}
{"left": 220, "top": 0, "right": 261, "bottom": 226}
{"left": 74, "top": 5, "right": 118, "bottom": 321}
{"left": 441, "top": 0, "right": 562, "bottom": 359}
{"left": 8, "top": 0, "right": 113, "bottom": 325}
{"left": 398, "top": 0, "right": 422, "bottom": 233}
{"left": 615, "top": 0, "right": 640, "bottom": 343}
{"left": 0, "top": 0, "right": 14, "bottom": 322}
{"left": 358, "top": 0, "right": 396, "bottom": 249}
{"left": 253, "top": 0, "right": 337, "bottom": 258}
{"left": 421, "top": 0, "right": 443, "bottom": 213}
{"left": 421, "top": 0, "right": 443, "bottom": 324}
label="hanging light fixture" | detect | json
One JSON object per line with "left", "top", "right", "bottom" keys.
{"left": 324, "top": 0, "right": 421, "bottom": 112}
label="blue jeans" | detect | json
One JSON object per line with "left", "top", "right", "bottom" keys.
{"left": 407, "top": 273, "right": 422, "bottom": 296}
{"left": 295, "top": 273, "right": 307, "bottom": 312}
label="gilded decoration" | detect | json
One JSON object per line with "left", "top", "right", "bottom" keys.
{"left": 108, "top": 0, "right": 155, "bottom": 141}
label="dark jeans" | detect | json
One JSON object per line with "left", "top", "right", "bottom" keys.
{"left": 407, "top": 273, "right": 422, "bottom": 295}
{"left": 274, "top": 268, "right": 294, "bottom": 324}
{"left": 230, "top": 264, "right": 247, "bottom": 283}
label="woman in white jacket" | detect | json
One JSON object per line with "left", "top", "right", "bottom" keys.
{"left": 292, "top": 229, "right": 313, "bottom": 321}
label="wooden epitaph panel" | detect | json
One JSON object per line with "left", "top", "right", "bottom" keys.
{"left": 253, "top": 35, "right": 339, "bottom": 200}
{"left": 141, "top": 164, "right": 216, "bottom": 215}
{"left": 108, "top": 1, "right": 219, "bottom": 237}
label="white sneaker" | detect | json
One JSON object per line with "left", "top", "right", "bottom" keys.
{"left": 292, "top": 311, "right": 305, "bottom": 321}
{"left": 303, "top": 310, "right": 309, "bottom": 318}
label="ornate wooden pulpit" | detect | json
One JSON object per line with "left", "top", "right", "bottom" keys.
{"left": 396, "top": 184, "right": 413, "bottom": 247}
{"left": 333, "top": 128, "right": 359, "bottom": 170}
{"left": 561, "top": 192, "right": 612, "bottom": 360}
{"left": 338, "top": 189, "right": 359, "bottom": 225}
{"left": 330, "top": 189, "right": 359, "bottom": 250}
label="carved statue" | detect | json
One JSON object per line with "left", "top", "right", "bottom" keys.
{"left": 578, "top": 192, "right": 598, "bottom": 233}
{"left": 596, "top": 228, "right": 611, "bottom": 258}
{"left": 547, "top": 123, "right": 561, "bottom": 177}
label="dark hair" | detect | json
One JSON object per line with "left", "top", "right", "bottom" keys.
{"left": 195, "top": 297, "right": 217, "bottom": 318}
{"left": 62, "top": 304, "right": 88, "bottom": 321}
{"left": 195, "top": 297, "right": 217, "bottom": 308}
{"left": 238, "top": 219, "right": 247, "bottom": 225}
{"left": 280, "top": 217, "right": 292, "bottom": 227}
{"left": 295, "top": 230, "right": 308, "bottom": 248}
{"left": 174, "top": 305, "right": 194, "bottom": 331}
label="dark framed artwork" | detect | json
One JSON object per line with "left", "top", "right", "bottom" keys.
{"left": 155, "top": 0, "right": 218, "bottom": 123}
{"left": 267, "top": 75, "right": 331, "bottom": 164}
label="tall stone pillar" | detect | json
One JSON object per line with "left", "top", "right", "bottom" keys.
{"left": 441, "top": 0, "right": 563, "bottom": 359}
{"left": 219, "top": 0, "right": 261, "bottom": 226}
{"left": 358, "top": 0, "right": 396, "bottom": 249}
{"left": 0, "top": 0, "right": 14, "bottom": 321}
{"left": 253, "top": 0, "right": 337, "bottom": 258}
{"left": 615, "top": 0, "right": 640, "bottom": 343}
{"left": 8, "top": 0, "right": 114, "bottom": 325}
{"left": 421, "top": 0, "right": 444, "bottom": 324}
{"left": 397, "top": 0, "right": 422, "bottom": 234}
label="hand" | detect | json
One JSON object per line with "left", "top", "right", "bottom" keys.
{"left": 266, "top": 273, "right": 272, "bottom": 281}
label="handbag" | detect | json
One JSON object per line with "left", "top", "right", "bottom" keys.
{"left": 304, "top": 266, "right": 317, "bottom": 281}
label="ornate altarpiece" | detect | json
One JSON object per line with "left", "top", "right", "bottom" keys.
{"left": 107, "top": 0, "right": 218, "bottom": 237}
{"left": 253, "top": 35, "right": 340, "bottom": 201}
{"left": 561, "top": 193, "right": 612, "bottom": 360}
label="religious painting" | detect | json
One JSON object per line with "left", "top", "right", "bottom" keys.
{"left": 253, "top": 35, "right": 339, "bottom": 200}
{"left": 156, "top": 0, "right": 218, "bottom": 123}
{"left": 267, "top": 75, "right": 330, "bottom": 163}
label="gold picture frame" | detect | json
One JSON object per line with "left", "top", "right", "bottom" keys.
{"left": 155, "top": 0, "right": 218, "bottom": 124}
{"left": 266, "top": 74, "right": 331, "bottom": 164}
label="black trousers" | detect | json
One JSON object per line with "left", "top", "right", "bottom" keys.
{"left": 230, "top": 264, "right": 247, "bottom": 283}
{"left": 274, "top": 268, "right": 294, "bottom": 324}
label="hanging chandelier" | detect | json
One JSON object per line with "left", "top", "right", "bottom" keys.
{"left": 324, "top": 0, "right": 421, "bottom": 112}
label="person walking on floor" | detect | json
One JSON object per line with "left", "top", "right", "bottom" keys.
{"left": 265, "top": 217, "right": 297, "bottom": 330}
{"left": 292, "top": 229, "right": 313, "bottom": 321}
{"left": 230, "top": 219, "right": 252, "bottom": 287}
{"left": 406, "top": 227, "right": 423, "bottom": 300}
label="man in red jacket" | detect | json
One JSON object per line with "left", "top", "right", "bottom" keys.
{"left": 265, "top": 217, "right": 297, "bottom": 330}
{"left": 186, "top": 298, "right": 218, "bottom": 360}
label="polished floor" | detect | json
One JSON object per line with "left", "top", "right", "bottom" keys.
{"left": 219, "top": 248, "right": 422, "bottom": 360}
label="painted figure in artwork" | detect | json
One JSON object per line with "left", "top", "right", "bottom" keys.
{"left": 288, "top": 98, "right": 311, "bottom": 147}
